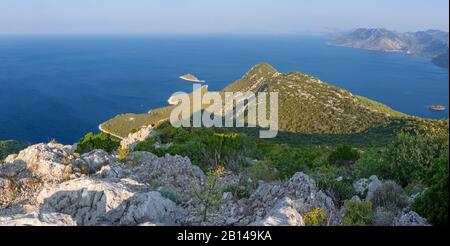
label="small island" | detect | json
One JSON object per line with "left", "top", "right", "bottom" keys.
{"left": 429, "top": 105, "right": 446, "bottom": 111}
{"left": 179, "top": 73, "right": 205, "bottom": 83}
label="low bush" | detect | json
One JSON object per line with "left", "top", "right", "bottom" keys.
{"left": 328, "top": 145, "right": 360, "bottom": 166}
{"left": 135, "top": 126, "right": 259, "bottom": 172}
{"left": 315, "top": 171, "right": 354, "bottom": 206}
{"left": 76, "top": 132, "right": 120, "bottom": 154}
{"left": 303, "top": 208, "right": 328, "bottom": 226}
{"left": 342, "top": 200, "right": 373, "bottom": 226}
{"left": 223, "top": 178, "right": 254, "bottom": 199}
{"left": 370, "top": 180, "right": 407, "bottom": 210}
{"left": 353, "top": 148, "right": 389, "bottom": 180}
{"left": 159, "top": 188, "right": 181, "bottom": 204}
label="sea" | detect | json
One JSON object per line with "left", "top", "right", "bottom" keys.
{"left": 0, "top": 34, "right": 448, "bottom": 144}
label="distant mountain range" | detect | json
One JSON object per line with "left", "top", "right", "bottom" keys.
{"left": 330, "top": 28, "right": 449, "bottom": 68}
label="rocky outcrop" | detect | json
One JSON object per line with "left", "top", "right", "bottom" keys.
{"left": 392, "top": 211, "right": 430, "bottom": 226}
{"left": 0, "top": 142, "right": 433, "bottom": 226}
{"left": 205, "top": 172, "right": 337, "bottom": 226}
{"left": 4, "top": 143, "right": 74, "bottom": 182}
{"left": 37, "top": 178, "right": 182, "bottom": 226}
{"left": 353, "top": 175, "right": 382, "bottom": 201}
{"left": 120, "top": 126, "right": 158, "bottom": 150}
{"left": 0, "top": 212, "right": 76, "bottom": 226}
{"left": 118, "top": 152, "right": 207, "bottom": 203}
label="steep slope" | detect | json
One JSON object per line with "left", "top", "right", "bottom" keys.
{"left": 100, "top": 63, "right": 408, "bottom": 139}
{"left": 224, "top": 63, "right": 405, "bottom": 133}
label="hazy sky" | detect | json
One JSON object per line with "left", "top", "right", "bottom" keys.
{"left": 0, "top": 0, "right": 448, "bottom": 34}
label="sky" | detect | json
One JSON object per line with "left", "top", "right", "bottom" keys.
{"left": 0, "top": 0, "right": 448, "bottom": 34}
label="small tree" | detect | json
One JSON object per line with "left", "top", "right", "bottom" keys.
{"left": 194, "top": 165, "right": 225, "bottom": 221}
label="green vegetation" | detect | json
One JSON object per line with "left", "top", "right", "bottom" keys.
{"left": 412, "top": 154, "right": 449, "bottom": 226}
{"left": 0, "top": 140, "right": 28, "bottom": 161}
{"left": 76, "top": 132, "right": 120, "bottom": 154}
{"left": 223, "top": 178, "right": 254, "bottom": 199}
{"left": 194, "top": 165, "right": 225, "bottom": 221}
{"left": 100, "top": 63, "right": 410, "bottom": 140}
{"left": 303, "top": 208, "right": 328, "bottom": 226}
{"left": 135, "top": 125, "right": 259, "bottom": 172}
{"left": 131, "top": 122, "right": 448, "bottom": 225}
{"left": 371, "top": 181, "right": 407, "bottom": 210}
{"left": 159, "top": 188, "right": 181, "bottom": 204}
{"left": 384, "top": 132, "right": 448, "bottom": 187}
{"left": 316, "top": 175, "right": 354, "bottom": 206}
{"left": 343, "top": 200, "right": 373, "bottom": 226}
{"left": 327, "top": 145, "right": 360, "bottom": 166}
{"left": 96, "top": 63, "right": 448, "bottom": 225}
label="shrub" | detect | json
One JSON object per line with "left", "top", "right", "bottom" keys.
{"left": 328, "top": 145, "right": 360, "bottom": 166}
{"left": 246, "top": 160, "right": 279, "bottom": 182}
{"left": 316, "top": 173, "right": 354, "bottom": 206}
{"left": 76, "top": 132, "right": 120, "bottom": 154}
{"left": 412, "top": 154, "right": 449, "bottom": 226}
{"left": 371, "top": 180, "right": 407, "bottom": 210}
{"left": 303, "top": 208, "right": 328, "bottom": 226}
{"left": 263, "top": 145, "right": 322, "bottom": 179}
{"left": 135, "top": 127, "right": 259, "bottom": 172}
{"left": 223, "top": 177, "right": 255, "bottom": 199}
{"left": 223, "top": 185, "right": 251, "bottom": 199}
{"left": 159, "top": 188, "right": 181, "bottom": 204}
{"left": 343, "top": 200, "right": 373, "bottom": 226}
{"left": 385, "top": 132, "right": 448, "bottom": 186}
{"left": 354, "top": 148, "right": 389, "bottom": 179}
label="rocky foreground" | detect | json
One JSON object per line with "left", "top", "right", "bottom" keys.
{"left": 0, "top": 141, "right": 428, "bottom": 226}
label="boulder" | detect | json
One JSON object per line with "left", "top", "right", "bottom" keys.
{"left": 365, "top": 175, "right": 382, "bottom": 201}
{"left": 250, "top": 197, "right": 304, "bottom": 226}
{"left": 392, "top": 211, "right": 430, "bottom": 226}
{"left": 119, "top": 192, "right": 182, "bottom": 226}
{"left": 353, "top": 178, "right": 369, "bottom": 194}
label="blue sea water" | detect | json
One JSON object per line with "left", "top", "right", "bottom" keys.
{"left": 0, "top": 34, "right": 448, "bottom": 144}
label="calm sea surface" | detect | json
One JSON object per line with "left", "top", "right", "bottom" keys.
{"left": 0, "top": 34, "right": 448, "bottom": 143}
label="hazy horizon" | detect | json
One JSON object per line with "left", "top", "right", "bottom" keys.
{"left": 0, "top": 0, "right": 448, "bottom": 35}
